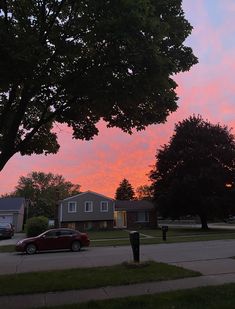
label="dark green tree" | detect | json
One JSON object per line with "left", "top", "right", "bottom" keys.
{"left": 150, "top": 115, "right": 235, "bottom": 229}
{"left": 13, "top": 171, "right": 81, "bottom": 218}
{"left": 115, "top": 178, "right": 135, "bottom": 200}
{"left": 136, "top": 185, "right": 153, "bottom": 200}
{"left": 0, "top": 0, "right": 197, "bottom": 171}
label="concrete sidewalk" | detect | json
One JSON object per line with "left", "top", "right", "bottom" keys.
{"left": 2, "top": 272, "right": 235, "bottom": 309}
{"left": 2, "top": 238, "right": 235, "bottom": 308}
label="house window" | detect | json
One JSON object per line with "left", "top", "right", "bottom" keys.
{"left": 100, "top": 201, "right": 108, "bottom": 212}
{"left": 137, "top": 211, "right": 149, "bottom": 222}
{"left": 84, "top": 201, "right": 93, "bottom": 212}
{"left": 68, "top": 202, "right": 77, "bottom": 213}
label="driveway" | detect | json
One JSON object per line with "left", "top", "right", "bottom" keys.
{"left": 0, "top": 233, "right": 26, "bottom": 246}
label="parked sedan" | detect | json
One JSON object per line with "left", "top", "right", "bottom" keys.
{"left": 16, "top": 228, "right": 90, "bottom": 254}
{"left": 0, "top": 223, "right": 14, "bottom": 239}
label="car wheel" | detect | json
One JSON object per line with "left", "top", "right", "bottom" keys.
{"left": 26, "top": 243, "right": 37, "bottom": 255}
{"left": 71, "top": 241, "right": 81, "bottom": 252}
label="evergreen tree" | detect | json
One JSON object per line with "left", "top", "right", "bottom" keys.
{"left": 115, "top": 179, "right": 135, "bottom": 200}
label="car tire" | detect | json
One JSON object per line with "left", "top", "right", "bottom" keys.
{"left": 71, "top": 241, "right": 81, "bottom": 252}
{"left": 26, "top": 243, "right": 37, "bottom": 255}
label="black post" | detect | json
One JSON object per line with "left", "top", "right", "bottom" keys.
{"left": 129, "top": 231, "right": 140, "bottom": 263}
{"left": 161, "top": 225, "right": 168, "bottom": 241}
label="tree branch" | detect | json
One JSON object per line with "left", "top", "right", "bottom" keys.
{"left": 0, "top": 84, "right": 18, "bottom": 131}
{"left": 42, "top": 0, "right": 66, "bottom": 41}
{"left": 16, "top": 91, "right": 73, "bottom": 153}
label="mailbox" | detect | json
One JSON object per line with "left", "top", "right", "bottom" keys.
{"left": 161, "top": 225, "right": 168, "bottom": 241}
{"left": 129, "top": 231, "right": 140, "bottom": 263}
{"left": 161, "top": 225, "right": 168, "bottom": 232}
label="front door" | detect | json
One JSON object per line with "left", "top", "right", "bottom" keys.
{"left": 114, "top": 211, "right": 127, "bottom": 228}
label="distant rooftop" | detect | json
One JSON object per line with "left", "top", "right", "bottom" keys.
{"left": 0, "top": 197, "right": 26, "bottom": 211}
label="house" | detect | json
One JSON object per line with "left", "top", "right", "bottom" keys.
{"left": 0, "top": 197, "right": 26, "bottom": 232}
{"left": 59, "top": 191, "right": 157, "bottom": 230}
{"left": 115, "top": 200, "right": 157, "bottom": 229}
{"left": 59, "top": 191, "right": 115, "bottom": 230}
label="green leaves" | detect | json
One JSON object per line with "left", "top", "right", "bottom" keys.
{"left": 15, "top": 171, "right": 81, "bottom": 218}
{"left": 0, "top": 0, "right": 197, "bottom": 170}
{"left": 115, "top": 178, "right": 135, "bottom": 200}
{"left": 150, "top": 115, "right": 235, "bottom": 227}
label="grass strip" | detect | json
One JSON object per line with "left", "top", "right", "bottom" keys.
{"left": 0, "top": 245, "right": 15, "bottom": 253}
{"left": 0, "top": 261, "right": 200, "bottom": 296}
{"left": 39, "top": 283, "right": 235, "bottom": 309}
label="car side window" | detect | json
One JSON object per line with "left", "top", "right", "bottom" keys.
{"left": 59, "top": 230, "right": 74, "bottom": 237}
{"left": 44, "top": 231, "right": 58, "bottom": 238}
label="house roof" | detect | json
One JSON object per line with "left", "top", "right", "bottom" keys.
{"left": 62, "top": 190, "right": 114, "bottom": 201}
{"left": 115, "top": 200, "right": 154, "bottom": 211}
{"left": 0, "top": 197, "right": 26, "bottom": 212}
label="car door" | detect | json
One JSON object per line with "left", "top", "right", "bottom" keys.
{"left": 38, "top": 230, "right": 60, "bottom": 251}
{"left": 57, "top": 230, "right": 74, "bottom": 249}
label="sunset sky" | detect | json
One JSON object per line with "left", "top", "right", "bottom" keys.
{"left": 0, "top": 0, "right": 235, "bottom": 198}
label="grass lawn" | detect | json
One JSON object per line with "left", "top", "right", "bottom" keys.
{"left": 39, "top": 283, "right": 235, "bottom": 309}
{"left": 87, "top": 230, "right": 129, "bottom": 239}
{"left": 0, "top": 261, "right": 200, "bottom": 296}
{"left": 90, "top": 227, "right": 235, "bottom": 247}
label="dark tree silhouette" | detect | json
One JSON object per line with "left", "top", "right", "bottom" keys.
{"left": 0, "top": 0, "right": 197, "bottom": 171}
{"left": 150, "top": 115, "right": 235, "bottom": 229}
{"left": 9, "top": 171, "right": 81, "bottom": 218}
{"left": 136, "top": 185, "right": 153, "bottom": 200}
{"left": 115, "top": 178, "right": 135, "bottom": 200}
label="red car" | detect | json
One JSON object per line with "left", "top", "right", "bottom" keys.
{"left": 16, "top": 228, "right": 90, "bottom": 254}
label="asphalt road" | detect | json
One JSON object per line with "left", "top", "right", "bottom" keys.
{"left": 1, "top": 239, "right": 235, "bottom": 275}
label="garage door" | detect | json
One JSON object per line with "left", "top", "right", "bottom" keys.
{"left": 0, "top": 215, "right": 13, "bottom": 224}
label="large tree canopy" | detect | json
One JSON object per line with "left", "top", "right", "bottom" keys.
{"left": 10, "top": 171, "right": 81, "bottom": 218}
{"left": 0, "top": 0, "right": 197, "bottom": 170}
{"left": 115, "top": 178, "right": 135, "bottom": 200}
{"left": 150, "top": 115, "right": 235, "bottom": 229}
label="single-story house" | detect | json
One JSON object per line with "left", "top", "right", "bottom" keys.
{"left": 58, "top": 191, "right": 157, "bottom": 230}
{"left": 0, "top": 197, "right": 26, "bottom": 232}
{"left": 115, "top": 200, "right": 157, "bottom": 229}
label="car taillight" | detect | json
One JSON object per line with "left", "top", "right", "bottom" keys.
{"left": 81, "top": 233, "right": 88, "bottom": 239}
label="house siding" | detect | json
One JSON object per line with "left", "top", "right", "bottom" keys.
{"left": 16, "top": 208, "right": 24, "bottom": 232}
{"left": 61, "top": 192, "right": 114, "bottom": 222}
{"left": 61, "top": 220, "right": 114, "bottom": 231}
{"left": 126, "top": 210, "right": 157, "bottom": 229}
{"left": 0, "top": 198, "right": 26, "bottom": 232}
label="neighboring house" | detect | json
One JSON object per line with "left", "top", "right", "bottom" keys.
{"left": 115, "top": 200, "right": 157, "bottom": 229}
{"left": 0, "top": 197, "right": 26, "bottom": 232}
{"left": 59, "top": 191, "right": 157, "bottom": 230}
{"left": 59, "top": 191, "right": 115, "bottom": 230}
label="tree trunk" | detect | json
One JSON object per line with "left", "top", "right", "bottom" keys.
{"left": 199, "top": 214, "right": 209, "bottom": 230}
{"left": 0, "top": 150, "right": 16, "bottom": 172}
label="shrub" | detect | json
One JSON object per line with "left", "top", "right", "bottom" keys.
{"left": 26, "top": 216, "right": 49, "bottom": 237}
